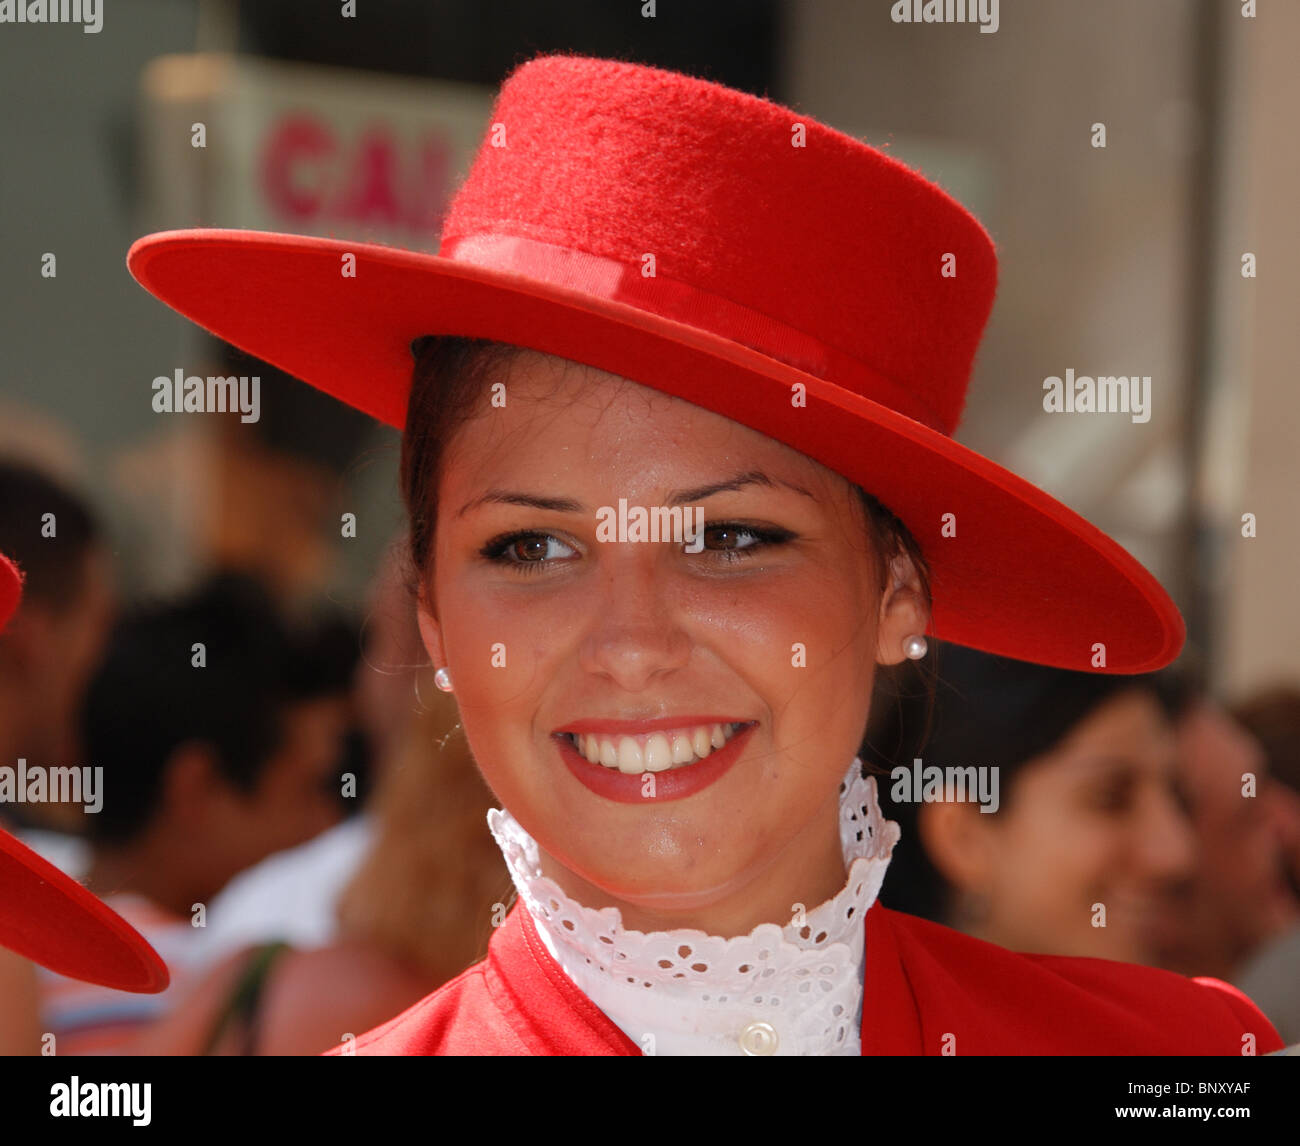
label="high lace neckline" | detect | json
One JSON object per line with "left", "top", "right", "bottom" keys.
{"left": 487, "top": 757, "right": 900, "bottom": 1055}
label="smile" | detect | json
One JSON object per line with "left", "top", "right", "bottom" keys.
{"left": 561, "top": 721, "right": 748, "bottom": 773}
{"left": 552, "top": 718, "right": 758, "bottom": 803}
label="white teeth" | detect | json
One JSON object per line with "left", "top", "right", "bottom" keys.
{"left": 644, "top": 734, "right": 673, "bottom": 772}
{"left": 568, "top": 722, "right": 747, "bottom": 773}
{"left": 617, "top": 736, "right": 642, "bottom": 774}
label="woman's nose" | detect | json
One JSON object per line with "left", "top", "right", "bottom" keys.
{"left": 577, "top": 547, "right": 692, "bottom": 691}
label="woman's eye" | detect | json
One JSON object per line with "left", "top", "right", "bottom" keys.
{"left": 702, "top": 524, "right": 758, "bottom": 550}
{"left": 481, "top": 531, "right": 577, "bottom": 572}
{"left": 700, "top": 523, "right": 792, "bottom": 561}
{"left": 480, "top": 522, "right": 793, "bottom": 574}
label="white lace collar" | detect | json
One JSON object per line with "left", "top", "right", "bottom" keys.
{"left": 487, "top": 757, "right": 900, "bottom": 1056}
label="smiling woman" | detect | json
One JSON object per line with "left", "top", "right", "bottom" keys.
{"left": 125, "top": 53, "right": 1282, "bottom": 1056}
{"left": 403, "top": 339, "right": 931, "bottom": 951}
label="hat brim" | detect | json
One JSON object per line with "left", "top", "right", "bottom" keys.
{"left": 128, "top": 228, "right": 1183, "bottom": 673}
{"left": 0, "top": 829, "right": 169, "bottom": 992}
{"left": 0, "top": 553, "right": 21, "bottom": 633}
{"left": 0, "top": 555, "right": 167, "bottom": 993}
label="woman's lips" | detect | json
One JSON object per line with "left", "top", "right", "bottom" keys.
{"left": 554, "top": 721, "right": 756, "bottom": 803}
{"left": 563, "top": 720, "right": 746, "bottom": 772}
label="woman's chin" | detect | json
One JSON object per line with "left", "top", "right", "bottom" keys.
{"left": 546, "top": 847, "right": 769, "bottom": 923}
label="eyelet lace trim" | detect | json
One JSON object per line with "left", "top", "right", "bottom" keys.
{"left": 487, "top": 757, "right": 900, "bottom": 1055}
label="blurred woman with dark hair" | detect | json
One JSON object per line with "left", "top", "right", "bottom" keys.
{"left": 869, "top": 643, "right": 1197, "bottom": 967}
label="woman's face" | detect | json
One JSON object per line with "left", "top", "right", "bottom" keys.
{"left": 417, "top": 350, "right": 926, "bottom": 932}
{"left": 928, "top": 688, "right": 1195, "bottom": 964}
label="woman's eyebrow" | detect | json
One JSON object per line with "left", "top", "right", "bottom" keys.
{"left": 665, "top": 469, "right": 817, "bottom": 506}
{"left": 456, "top": 491, "right": 584, "bottom": 518}
{"left": 456, "top": 469, "right": 816, "bottom": 519}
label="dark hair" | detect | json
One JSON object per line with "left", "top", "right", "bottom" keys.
{"left": 866, "top": 642, "right": 1196, "bottom": 922}
{"left": 0, "top": 460, "right": 101, "bottom": 612}
{"left": 80, "top": 572, "right": 356, "bottom": 846}
{"left": 399, "top": 335, "right": 936, "bottom": 755}
{"left": 282, "top": 608, "right": 363, "bottom": 702}
{"left": 1231, "top": 686, "right": 1300, "bottom": 796}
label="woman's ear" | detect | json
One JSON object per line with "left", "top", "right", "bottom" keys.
{"left": 918, "top": 799, "right": 995, "bottom": 895}
{"left": 415, "top": 582, "right": 448, "bottom": 672}
{"left": 875, "top": 553, "right": 930, "bottom": 666}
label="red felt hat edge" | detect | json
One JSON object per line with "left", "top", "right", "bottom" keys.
{"left": 127, "top": 229, "right": 1185, "bottom": 674}
{"left": 0, "top": 553, "right": 22, "bottom": 633}
{"left": 0, "top": 555, "right": 169, "bottom": 994}
{"left": 0, "top": 825, "right": 170, "bottom": 994}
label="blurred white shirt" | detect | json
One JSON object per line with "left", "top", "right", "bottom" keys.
{"left": 197, "top": 812, "right": 375, "bottom": 959}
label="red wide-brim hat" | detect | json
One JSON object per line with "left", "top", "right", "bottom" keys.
{"left": 127, "top": 53, "right": 1183, "bottom": 673}
{"left": 0, "top": 553, "right": 169, "bottom": 993}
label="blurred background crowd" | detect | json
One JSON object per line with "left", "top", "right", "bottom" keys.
{"left": 1, "top": 0, "right": 1297, "bottom": 1053}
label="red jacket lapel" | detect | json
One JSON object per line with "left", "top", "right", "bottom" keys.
{"left": 486, "top": 904, "right": 641, "bottom": 1055}
{"left": 860, "top": 901, "right": 923, "bottom": 1054}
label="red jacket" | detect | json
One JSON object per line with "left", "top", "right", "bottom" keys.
{"left": 323, "top": 902, "right": 1283, "bottom": 1056}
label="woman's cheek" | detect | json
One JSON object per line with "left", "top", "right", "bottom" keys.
{"left": 440, "top": 576, "right": 569, "bottom": 687}
{"left": 1036, "top": 818, "right": 1128, "bottom": 948}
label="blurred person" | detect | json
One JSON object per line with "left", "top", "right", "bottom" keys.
{"left": 1231, "top": 686, "right": 1300, "bottom": 897}
{"left": 129, "top": 669, "right": 509, "bottom": 1054}
{"left": 1155, "top": 695, "right": 1300, "bottom": 984}
{"left": 189, "top": 538, "right": 422, "bottom": 963}
{"left": 1225, "top": 687, "right": 1300, "bottom": 1043}
{"left": 35, "top": 572, "right": 349, "bottom": 1053}
{"left": 871, "top": 643, "right": 1197, "bottom": 967}
{"left": 0, "top": 460, "right": 116, "bottom": 838}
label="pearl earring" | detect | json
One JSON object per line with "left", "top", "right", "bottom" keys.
{"left": 434, "top": 667, "right": 454, "bottom": 692}
{"left": 902, "top": 634, "right": 928, "bottom": 661}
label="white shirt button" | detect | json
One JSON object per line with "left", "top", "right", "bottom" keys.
{"left": 739, "top": 1021, "right": 779, "bottom": 1056}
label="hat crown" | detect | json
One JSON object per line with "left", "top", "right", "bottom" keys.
{"left": 440, "top": 54, "right": 998, "bottom": 436}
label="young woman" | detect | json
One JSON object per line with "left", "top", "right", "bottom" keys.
{"left": 126, "top": 54, "right": 1282, "bottom": 1055}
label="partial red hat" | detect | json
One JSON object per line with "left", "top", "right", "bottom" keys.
{"left": 0, "top": 552, "right": 168, "bottom": 992}
{"left": 127, "top": 53, "right": 1183, "bottom": 673}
